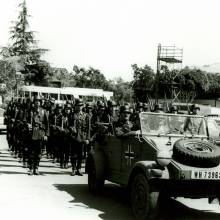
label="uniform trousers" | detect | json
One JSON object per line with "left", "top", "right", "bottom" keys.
{"left": 70, "top": 138, "right": 83, "bottom": 171}
{"left": 28, "top": 140, "right": 42, "bottom": 170}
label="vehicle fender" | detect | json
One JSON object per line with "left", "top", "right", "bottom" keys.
{"left": 127, "top": 161, "right": 169, "bottom": 187}
{"left": 86, "top": 149, "right": 106, "bottom": 179}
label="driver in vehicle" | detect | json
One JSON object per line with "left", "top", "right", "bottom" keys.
{"left": 183, "top": 104, "right": 201, "bottom": 134}
{"left": 114, "top": 105, "right": 135, "bottom": 136}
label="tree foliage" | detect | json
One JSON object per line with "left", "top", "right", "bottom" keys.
{"left": 132, "top": 64, "right": 155, "bottom": 102}
{"left": 0, "top": 0, "right": 49, "bottom": 85}
{"left": 73, "top": 65, "right": 111, "bottom": 90}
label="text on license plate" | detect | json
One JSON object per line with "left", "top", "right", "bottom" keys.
{"left": 191, "top": 171, "right": 220, "bottom": 179}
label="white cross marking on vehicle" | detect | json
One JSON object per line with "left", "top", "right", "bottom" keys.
{"left": 125, "top": 143, "right": 135, "bottom": 166}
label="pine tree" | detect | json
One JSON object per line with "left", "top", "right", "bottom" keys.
{"left": 1, "top": 0, "right": 50, "bottom": 84}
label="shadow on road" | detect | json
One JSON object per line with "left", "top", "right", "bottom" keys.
{"left": 158, "top": 197, "right": 220, "bottom": 220}
{"left": 0, "top": 159, "right": 20, "bottom": 162}
{"left": 0, "top": 154, "right": 14, "bottom": 158}
{"left": 40, "top": 171, "right": 71, "bottom": 175}
{"left": 0, "top": 170, "right": 27, "bottom": 175}
{"left": 0, "top": 163, "right": 24, "bottom": 168}
{"left": 54, "top": 183, "right": 220, "bottom": 220}
{"left": 54, "top": 183, "right": 134, "bottom": 220}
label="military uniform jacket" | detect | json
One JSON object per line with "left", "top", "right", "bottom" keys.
{"left": 73, "top": 111, "right": 87, "bottom": 143}
{"left": 85, "top": 112, "right": 93, "bottom": 140}
{"left": 62, "top": 114, "right": 70, "bottom": 135}
{"left": 31, "top": 107, "right": 48, "bottom": 140}
{"left": 114, "top": 120, "right": 134, "bottom": 136}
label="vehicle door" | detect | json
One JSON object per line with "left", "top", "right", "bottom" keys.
{"left": 121, "top": 135, "right": 142, "bottom": 175}
{"left": 103, "top": 134, "right": 123, "bottom": 182}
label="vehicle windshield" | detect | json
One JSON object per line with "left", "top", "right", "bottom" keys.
{"left": 140, "top": 112, "right": 207, "bottom": 137}
{"left": 206, "top": 118, "right": 220, "bottom": 137}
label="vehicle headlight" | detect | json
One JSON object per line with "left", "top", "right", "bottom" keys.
{"left": 156, "top": 150, "right": 172, "bottom": 167}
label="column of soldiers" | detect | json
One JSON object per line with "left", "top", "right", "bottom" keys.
{"left": 4, "top": 96, "right": 120, "bottom": 176}
{"left": 5, "top": 97, "right": 197, "bottom": 176}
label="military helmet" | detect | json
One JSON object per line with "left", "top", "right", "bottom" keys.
{"left": 190, "top": 104, "right": 200, "bottom": 111}
{"left": 56, "top": 103, "right": 63, "bottom": 109}
{"left": 107, "top": 100, "right": 117, "bottom": 107}
{"left": 120, "top": 105, "right": 132, "bottom": 114}
{"left": 75, "top": 99, "right": 84, "bottom": 106}
{"left": 64, "top": 103, "right": 72, "bottom": 109}
{"left": 136, "top": 102, "right": 143, "bottom": 109}
{"left": 154, "top": 103, "right": 163, "bottom": 112}
{"left": 98, "top": 101, "right": 105, "bottom": 109}
{"left": 170, "top": 105, "right": 179, "bottom": 113}
{"left": 143, "top": 103, "right": 149, "bottom": 110}
{"left": 86, "top": 102, "right": 93, "bottom": 109}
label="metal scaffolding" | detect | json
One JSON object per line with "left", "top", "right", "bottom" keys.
{"left": 156, "top": 44, "right": 185, "bottom": 105}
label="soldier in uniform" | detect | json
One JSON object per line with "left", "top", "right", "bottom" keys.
{"left": 52, "top": 103, "right": 63, "bottom": 164}
{"left": 114, "top": 105, "right": 134, "bottom": 136}
{"left": 154, "top": 103, "right": 164, "bottom": 113}
{"left": 170, "top": 105, "right": 179, "bottom": 114}
{"left": 70, "top": 99, "right": 87, "bottom": 176}
{"left": 21, "top": 98, "right": 32, "bottom": 168}
{"left": 130, "top": 102, "right": 143, "bottom": 131}
{"left": 85, "top": 102, "right": 94, "bottom": 156}
{"left": 143, "top": 103, "right": 149, "bottom": 112}
{"left": 28, "top": 97, "right": 48, "bottom": 175}
{"left": 60, "top": 103, "right": 72, "bottom": 169}
{"left": 103, "top": 100, "right": 118, "bottom": 134}
{"left": 5, "top": 98, "right": 15, "bottom": 151}
{"left": 47, "top": 98, "right": 56, "bottom": 159}
{"left": 14, "top": 98, "right": 24, "bottom": 159}
{"left": 189, "top": 104, "right": 200, "bottom": 115}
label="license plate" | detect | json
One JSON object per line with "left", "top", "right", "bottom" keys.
{"left": 191, "top": 171, "right": 220, "bottom": 179}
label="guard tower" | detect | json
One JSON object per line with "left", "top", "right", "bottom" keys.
{"left": 156, "top": 44, "right": 184, "bottom": 106}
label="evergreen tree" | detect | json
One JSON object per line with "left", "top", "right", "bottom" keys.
{"left": 1, "top": 0, "right": 49, "bottom": 85}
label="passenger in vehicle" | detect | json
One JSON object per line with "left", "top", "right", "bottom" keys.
{"left": 143, "top": 103, "right": 149, "bottom": 112}
{"left": 130, "top": 102, "right": 143, "bottom": 130}
{"left": 189, "top": 104, "right": 200, "bottom": 115}
{"left": 153, "top": 103, "right": 164, "bottom": 113}
{"left": 183, "top": 105, "right": 202, "bottom": 134}
{"left": 114, "top": 105, "right": 134, "bottom": 136}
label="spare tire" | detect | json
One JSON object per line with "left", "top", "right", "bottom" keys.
{"left": 173, "top": 139, "right": 220, "bottom": 167}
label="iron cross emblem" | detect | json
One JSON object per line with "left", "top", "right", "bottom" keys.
{"left": 125, "top": 143, "right": 135, "bottom": 166}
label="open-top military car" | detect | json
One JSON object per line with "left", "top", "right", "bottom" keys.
{"left": 87, "top": 112, "right": 220, "bottom": 220}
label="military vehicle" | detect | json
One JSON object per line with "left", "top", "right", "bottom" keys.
{"left": 87, "top": 112, "right": 220, "bottom": 219}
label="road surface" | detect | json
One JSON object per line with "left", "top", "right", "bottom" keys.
{"left": 0, "top": 133, "right": 220, "bottom": 220}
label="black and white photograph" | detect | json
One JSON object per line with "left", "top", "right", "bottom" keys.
{"left": 1, "top": 0, "right": 220, "bottom": 219}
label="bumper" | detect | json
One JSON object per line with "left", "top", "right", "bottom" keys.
{"left": 150, "top": 178, "right": 220, "bottom": 198}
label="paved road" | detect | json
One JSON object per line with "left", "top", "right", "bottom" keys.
{"left": 0, "top": 134, "right": 220, "bottom": 220}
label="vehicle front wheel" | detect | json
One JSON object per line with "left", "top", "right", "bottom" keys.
{"left": 131, "top": 173, "right": 159, "bottom": 220}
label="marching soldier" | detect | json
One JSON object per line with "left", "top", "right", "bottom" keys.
{"left": 85, "top": 102, "right": 94, "bottom": 156}
{"left": 21, "top": 98, "right": 32, "bottom": 168}
{"left": 70, "top": 99, "right": 87, "bottom": 176}
{"left": 28, "top": 97, "right": 48, "bottom": 175}
{"left": 60, "top": 103, "right": 71, "bottom": 169}
{"left": 14, "top": 98, "right": 24, "bottom": 159}
{"left": 51, "top": 103, "right": 63, "bottom": 164}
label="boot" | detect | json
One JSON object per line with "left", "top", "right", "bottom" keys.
{"left": 70, "top": 170, "right": 76, "bottom": 176}
{"left": 76, "top": 169, "right": 83, "bottom": 176}
{"left": 34, "top": 168, "right": 39, "bottom": 175}
{"left": 28, "top": 169, "right": 33, "bottom": 176}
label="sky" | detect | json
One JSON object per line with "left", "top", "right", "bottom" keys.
{"left": 0, "top": 0, "right": 220, "bottom": 81}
